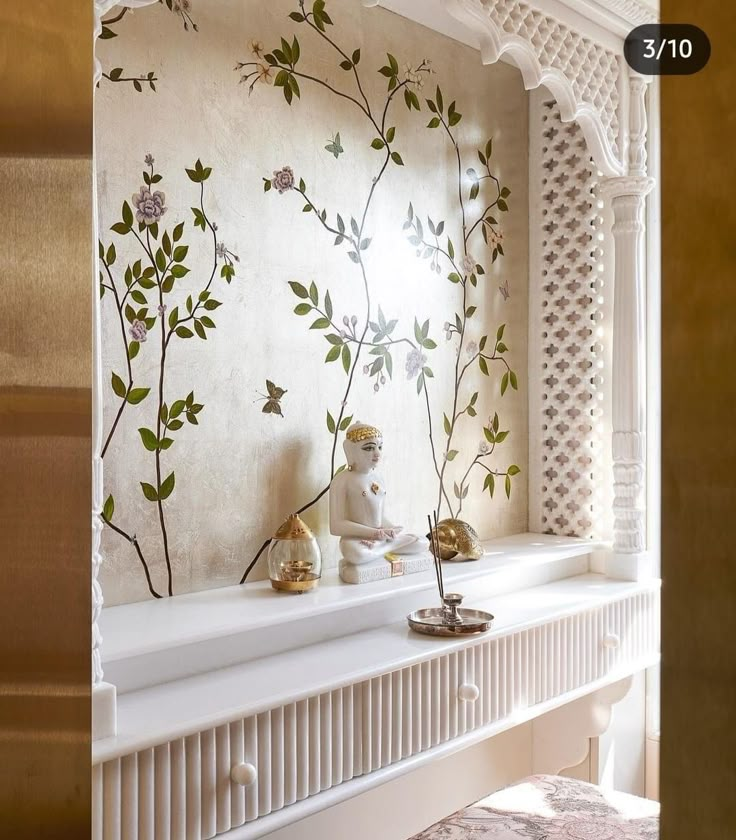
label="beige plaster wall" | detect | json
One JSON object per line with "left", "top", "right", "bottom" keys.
{"left": 96, "top": 0, "right": 529, "bottom": 604}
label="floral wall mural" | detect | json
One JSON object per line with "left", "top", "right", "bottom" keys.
{"left": 96, "top": 0, "right": 530, "bottom": 605}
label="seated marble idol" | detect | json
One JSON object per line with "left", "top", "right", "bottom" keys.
{"left": 329, "top": 421, "right": 431, "bottom": 583}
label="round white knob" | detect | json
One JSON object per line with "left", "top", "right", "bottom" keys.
{"left": 230, "top": 763, "right": 258, "bottom": 786}
{"left": 458, "top": 683, "right": 480, "bottom": 702}
{"left": 602, "top": 633, "right": 620, "bottom": 649}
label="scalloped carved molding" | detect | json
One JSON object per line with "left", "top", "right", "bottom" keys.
{"left": 92, "top": 0, "right": 159, "bottom": 741}
{"left": 444, "top": 0, "right": 625, "bottom": 176}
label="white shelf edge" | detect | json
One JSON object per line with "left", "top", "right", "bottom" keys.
{"left": 93, "top": 574, "right": 659, "bottom": 764}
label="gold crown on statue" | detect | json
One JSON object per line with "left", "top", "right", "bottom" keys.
{"left": 345, "top": 423, "right": 382, "bottom": 443}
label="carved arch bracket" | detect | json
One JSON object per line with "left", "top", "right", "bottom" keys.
{"left": 443, "top": 0, "right": 626, "bottom": 175}
{"left": 531, "top": 676, "right": 634, "bottom": 774}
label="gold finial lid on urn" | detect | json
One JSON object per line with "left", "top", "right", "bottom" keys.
{"left": 268, "top": 514, "right": 322, "bottom": 593}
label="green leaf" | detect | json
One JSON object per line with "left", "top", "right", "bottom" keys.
{"left": 479, "top": 356, "right": 489, "bottom": 376}
{"left": 508, "top": 464, "right": 521, "bottom": 476}
{"left": 448, "top": 272, "right": 462, "bottom": 284}
{"left": 326, "top": 411, "right": 336, "bottom": 434}
{"left": 422, "top": 338, "right": 437, "bottom": 350}
{"left": 448, "top": 111, "right": 462, "bottom": 126}
{"left": 130, "top": 290, "right": 146, "bottom": 305}
{"left": 294, "top": 303, "right": 312, "bottom": 316}
{"left": 168, "top": 307, "right": 179, "bottom": 329}
{"left": 128, "top": 341, "right": 140, "bottom": 360}
{"left": 495, "top": 430, "right": 509, "bottom": 443}
{"left": 505, "top": 475, "right": 512, "bottom": 499}
{"left": 102, "top": 495, "right": 114, "bottom": 521}
{"left": 173, "top": 222, "right": 184, "bottom": 242}
{"left": 138, "top": 427, "right": 158, "bottom": 451}
{"left": 140, "top": 482, "right": 159, "bottom": 502}
{"left": 203, "top": 299, "right": 221, "bottom": 310}
{"left": 339, "top": 414, "right": 353, "bottom": 431}
{"left": 496, "top": 324, "right": 505, "bottom": 341}
{"left": 466, "top": 306, "right": 477, "bottom": 318}
{"left": 159, "top": 471, "right": 176, "bottom": 500}
{"left": 391, "top": 151, "right": 404, "bottom": 166}
{"left": 443, "top": 413, "right": 452, "bottom": 436}
{"left": 371, "top": 137, "right": 385, "bottom": 150}
{"left": 176, "top": 326, "right": 194, "bottom": 338}
{"left": 127, "top": 387, "right": 150, "bottom": 405}
{"left": 289, "top": 11, "right": 305, "bottom": 21}
{"left": 427, "top": 117, "right": 440, "bottom": 128}
{"left": 325, "top": 345, "right": 341, "bottom": 363}
{"left": 159, "top": 436, "right": 175, "bottom": 449}
{"left": 173, "top": 245, "right": 188, "bottom": 262}
{"left": 111, "top": 222, "right": 130, "bottom": 235}
{"left": 194, "top": 320, "right": 207, "bottom": 340}
{"left": 446, "top": 449, "right": 458, "bottom": 461}
{"left": 435, "top": 86, "right": 443, "bottom": 113}
{"left": 162, "top": 230, "right": 172, "bottom": 257}
{"left": 309, "top": 281, "right": 318, "bottom": 305}
{"left": 484, "top": 473, "right": 495, "bottom": 497}
{"left": 111, "top": 372, "right": 127, "bottom": 398}
{"left": 501, "top": 371, "right": 509, "bottom": 396}
{"left": 122, "top": 201, "right": 133, "bottom": 227}
{"left": 155, "top": 248, "right": 166, "bottom": 272}
{"left": 289, "top": 281, "right": 309, "bottom": 299}
{"left": 341, "top": 344, "right": 351, "bottom": 374}
{"left": 386, "top": 126, "right": 395, "bottom": 142}
{"left": 510, "top": 371, "right": 518, "bottom": 390}
{"left": 324, "top": 290, "right": 333, "bottom": 319}
{"left": 310, "top": 317, "right": 330, "bottom": 329}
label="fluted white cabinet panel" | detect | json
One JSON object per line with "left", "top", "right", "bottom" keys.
{"left": 95, "top": 588, "right": 658, "bottom": 839}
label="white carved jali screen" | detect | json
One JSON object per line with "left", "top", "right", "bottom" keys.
{"left": 532, "top": 99, "right": 613, "bottom": 540}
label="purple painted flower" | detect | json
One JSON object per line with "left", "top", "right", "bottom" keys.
{"left": 129, "top": 319, "right": 148, "bottom": 342}
{"left": 132, "top": 186, "right": 167, "bottom": 226}
{"left": 478, "top": 440, "right": 491, "bottom": 456}
{"left": 405, "top": 348, "right": 427, "bottom": 380}
{"left": 271, "top": 166, "right": 295, "bottom": 194}
{"left": 461, "top": 254, "right": 476, "bottom": 275}
{"left": 157, "top": 304, "right": 167, "bottom": 316}
{"left": 144, "top": 153, "right": 155, "bottom": 166}
{"left": 465, "top": 340, "right": 478, "bottom": 358}
{"left": 215, "top": 242, "right": 227, "bottom": 259}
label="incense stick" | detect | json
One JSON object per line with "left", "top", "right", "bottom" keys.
{"left": 428, "top": 514, "right": 443, "bottom": 602}
{"left": 433, "top": 510, "right": 445, "bottom": 600}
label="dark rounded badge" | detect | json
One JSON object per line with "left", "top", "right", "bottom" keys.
{"left": 625, "top": 24, "right": 711, "bottom": 75}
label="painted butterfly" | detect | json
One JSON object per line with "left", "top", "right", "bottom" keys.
{"left": 259, "top": 380, "right": 287, "bottom": 417}
{"left": 325, "top": 132, "right": 344, "bottom": 160}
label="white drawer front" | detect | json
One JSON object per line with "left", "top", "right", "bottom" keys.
{"left": 94, "top": 589, "right": 659, "bottom": 839}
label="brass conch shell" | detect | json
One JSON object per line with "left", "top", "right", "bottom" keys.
{"left": 427, "top": 518, "right": 484, "bottom": 561}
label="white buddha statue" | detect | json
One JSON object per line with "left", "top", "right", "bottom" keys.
{"left": 329, "top": 421, "right": 430, "bottom": 583}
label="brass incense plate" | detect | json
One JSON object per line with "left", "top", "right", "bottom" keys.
{"left": 407, "top": 606, "right": 494, "bottom": 636}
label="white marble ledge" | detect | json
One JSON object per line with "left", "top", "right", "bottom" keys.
{"left": 101, "top": 533, "right": 604, "bottom": 693}
{"left": 93, "top": 573, "right": 659, "bottom": 764}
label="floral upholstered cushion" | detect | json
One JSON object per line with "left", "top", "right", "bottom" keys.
{"left": 411, "top": 774, "right": 659, "bottom": 840}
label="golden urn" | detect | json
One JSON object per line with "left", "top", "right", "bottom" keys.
{"left": 268, "top": 513, "right": 322, "bottom": 593}
{"left": 427, "top": 518, "right": 483, "bottom": 562}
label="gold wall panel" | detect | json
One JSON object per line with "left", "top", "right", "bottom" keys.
{"left": 660, "top": 2, "right": 736, "bottom": 837}
{"left": 0, "top": 2, "right": 92, "bottom": 836}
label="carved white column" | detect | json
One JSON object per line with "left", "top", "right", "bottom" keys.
{"left": 628, "top": 74, "right": 650, "bottom": 177}
{"left": 599, "top": 174, "right": 654, "bottom": 580}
